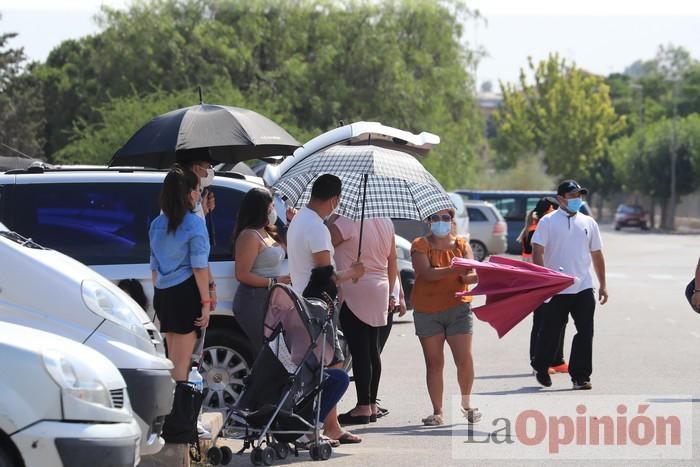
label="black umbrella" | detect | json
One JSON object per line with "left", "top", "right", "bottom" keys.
{"left": 109, "top": 104, "right": 300, "bottom": 168}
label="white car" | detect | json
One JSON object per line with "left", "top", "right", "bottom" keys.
{"left": 448, "top": 192, "right": 470, "bottom": 241}
{"left": 0, "top": 222, "right": 174, "bottom": 457}
{"left": 0, "top": 321, "right": 141, "bottom": 467}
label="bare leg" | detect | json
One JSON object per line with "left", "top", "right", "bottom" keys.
{"left": 164, "top": 331, "right": 198, "bottom": 381}
{"left": 418, "top": 334, "right": 446, "bottom": 415}
{"left": 446, "top": 333, "right": 475, "bottom": 409}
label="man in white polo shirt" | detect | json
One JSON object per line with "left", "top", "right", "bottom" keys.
{"left": 531, "top": 179, "right": 608, "bottom": 390}
{"left": 286, "top": 173, "right": 365, "bottom": 444}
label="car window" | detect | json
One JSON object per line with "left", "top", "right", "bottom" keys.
{"left": 11, "top": 183, "right": 160, "bottom": 265}
{"left": 467, "top": 207, "right": 488, "bottom": 222}
{"left": 208, "top": 185, "right": 246, "bottom": 261}
{"left": 0, "top": 184, "right": 5, "bottom": 223}
{"left": 526, "top": 197, "right": 541, "bottom": 214}
{"left": 481, "top": 197, "right": 521, "bottom": 221}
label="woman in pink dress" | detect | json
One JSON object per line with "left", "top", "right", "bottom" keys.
{"left": 329, "top": 215, "right": 404, "bottom": 424}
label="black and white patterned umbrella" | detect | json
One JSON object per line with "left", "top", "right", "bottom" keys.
{"left": 271, "top": 145, "right": 453, "bottom": 221}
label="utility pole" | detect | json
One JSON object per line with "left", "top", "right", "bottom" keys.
{"left": 631, "top": 83, "right": 649, "bottom": 224}
{"left": 668, "top": 80, "right": 679, "bottom": 230}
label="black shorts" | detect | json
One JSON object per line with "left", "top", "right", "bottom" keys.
{"left": 154, "top": 275, "right": 202, "bottom": 336}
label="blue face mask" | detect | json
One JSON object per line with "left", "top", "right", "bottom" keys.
{"left": 566, "top": 198, "right": 583, "bottom": 213}
{"left": 430, "top": 221, "right": 451, "bottom": 237}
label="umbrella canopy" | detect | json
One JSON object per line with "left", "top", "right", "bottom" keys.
{"left": 109, "top": 104, "right": 300, "bottom": 168}
{"left": 271, "top": 145, "right": 453, "bottom": 222}
{"left": 452, "top": 256, "right": 575, "bottom": 338}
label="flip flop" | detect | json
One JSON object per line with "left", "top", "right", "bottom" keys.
{"left": 336, "top": 432, "right": 362, "bottom": 444}
{"left": 294, "top": 434, "right": 340, "bottom": 449}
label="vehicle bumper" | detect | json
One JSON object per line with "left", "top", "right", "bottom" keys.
{"left": 12, "top": 418, "right": 141, "bottom": 467}
{"left": 120, "top": 368, "right": 174, "bottom": 456}
{"left": 489, "top": 236, "right": 508, "bottom": 255}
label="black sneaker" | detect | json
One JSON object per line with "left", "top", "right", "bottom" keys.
{"left": 572, "top": 380, "right": 592, "bottom": 390}
{"left": 535, "top": 370, "right": 552, "bottom": 387}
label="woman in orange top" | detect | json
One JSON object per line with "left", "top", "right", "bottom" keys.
{"left": 410, "top": 208, "right": 481, "bottom": 426}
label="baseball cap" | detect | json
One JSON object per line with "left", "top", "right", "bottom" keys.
{"left": 557, "top": 179, "right": 589, "bottom": 196}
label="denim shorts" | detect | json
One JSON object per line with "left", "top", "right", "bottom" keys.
{"left": 413, "top": 303, "right": 473, "bottom": 337}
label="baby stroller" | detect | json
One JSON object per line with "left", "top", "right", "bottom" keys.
{"left": 206, "top": 283, "right": 339, "bottom": 466}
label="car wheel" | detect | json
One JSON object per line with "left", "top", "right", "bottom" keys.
{"left": 200, "top": 329, "right": 253, "bottom": 410}
{"left": 469, "top": 240, "right": 488, "bottom": 262}
{"left": 614, "top": 224, "right": 621, "bottom": 231}
{"left": 641, "top": 223, "right": 649, "bottom": 230}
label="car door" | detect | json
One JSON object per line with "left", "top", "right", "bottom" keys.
{"left": 479, "top": 196, "right": 523, "bottom": 253}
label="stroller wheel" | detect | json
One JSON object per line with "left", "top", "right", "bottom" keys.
{"left": 207, "top": 446, "right": 223, "bottom": 466}
{"left": 220, "top": 445, "right": 233, "bottom": 465}
{"left": 309, "top": 443, "right": 321, "bottom": 461}
{"left": 319, "top": 441, "right": 333, "bottom": 460}
{"left": 262, "top": 446, "right": 275, "bottom": 465}
{"left": 250, "top": 447, "right": 263, "bottom": 466}
{"left": 273, "top": 442, "right": 289, "bottom": 459}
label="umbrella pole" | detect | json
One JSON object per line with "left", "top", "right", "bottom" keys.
{"left": 357, "top": 173, "right": 368, "bottom": 259}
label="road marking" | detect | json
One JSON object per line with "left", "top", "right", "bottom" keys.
{"left": 649, "top": 274, "right": 674, "bottom": 280}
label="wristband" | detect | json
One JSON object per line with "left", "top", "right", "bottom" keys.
{"left": 201, "top": 299, "right": 213, "bottom": 304}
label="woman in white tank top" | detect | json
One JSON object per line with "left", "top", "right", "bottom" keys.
{"left": 232, "top": 188, "right": 290, "bottom": 353}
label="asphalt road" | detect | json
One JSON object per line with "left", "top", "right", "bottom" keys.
{"left": 217, "top": 226, "right": 700, "bottom": 466}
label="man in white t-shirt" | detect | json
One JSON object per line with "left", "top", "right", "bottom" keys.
{"left": 285, "top": 173, "right": 365, "bottom": 444}
{"left": 531, "top": 179, "right": 608, "bottom": 390}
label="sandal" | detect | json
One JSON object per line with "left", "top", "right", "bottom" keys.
{"left": 421, "top": 413, "right": 444, "bottom": 426}
{"left": 462, "top": 407, "right": 482, "bottom": 424}
{"left": 294, "top": 434, "right": 340, "bottom": 449}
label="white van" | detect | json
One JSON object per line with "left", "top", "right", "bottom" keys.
{"left": 0, "top": 222, "right": 174, "bottom": 458}
{"left": 0, "top": 321, "right": 141, "bottom": 467}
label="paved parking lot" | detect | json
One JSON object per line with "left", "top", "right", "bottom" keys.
{"left": 214, "top": 226, "right": 700, "bottom": 466}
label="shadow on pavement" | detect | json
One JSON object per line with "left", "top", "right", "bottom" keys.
{"left": 475, "top": 372, "right": 533, "bottom": 380}
{"left": 476, "top": 386, "right": 575, "bottom": 395}
{"left": 646, "top": 397, "right": 700, "bottom": 403}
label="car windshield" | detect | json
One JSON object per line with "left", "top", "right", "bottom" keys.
{"left": 618, "top": 205, "right": 642, "bottom": 213}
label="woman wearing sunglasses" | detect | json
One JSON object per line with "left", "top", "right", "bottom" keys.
{"left": 410, "top": 208, "right": 481, "bottom": 426}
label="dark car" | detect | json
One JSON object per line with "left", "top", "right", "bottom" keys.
{"left": 614, "top": 204, "right": 649, "bottom": 230}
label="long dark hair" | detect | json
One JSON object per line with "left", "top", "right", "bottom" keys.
{"left": 232, "top": 187, "right": 280, "bottom": 256}
{"left": 160, "top": 165, "right": 199, "bottom": 233}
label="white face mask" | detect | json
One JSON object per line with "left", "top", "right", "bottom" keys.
{"left": 268, "top": 207, "right": 278, "bottom": 226}
{"left": 200, "top": 168, "right": 215, "bottom": 188}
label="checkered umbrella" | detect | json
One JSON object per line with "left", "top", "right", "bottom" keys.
{"left": 271, "top": 145, "right": 453, "bottom": 222}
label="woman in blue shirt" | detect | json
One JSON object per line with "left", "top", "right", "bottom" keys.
{"left": 149, "top": 166, "right": 211, "bottom": 381}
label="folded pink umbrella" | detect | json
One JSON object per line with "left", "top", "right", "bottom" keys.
{"left": 452, "top": 256, "right": 574, "bottom": 338}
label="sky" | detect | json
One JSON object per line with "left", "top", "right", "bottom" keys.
{"left": 1, "top": 0, "right": 699, "bottom": 88}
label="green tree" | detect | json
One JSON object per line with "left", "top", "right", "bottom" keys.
{"left": 493, "top": 54, "right": 626, "bottom": 198}
{"left": 0, "top": 16, "right": 45, "bottom": 159}
{"left": 611, "top": 115, "right": 700, "bottom": 227}
{"left": 34, "top": 0, "right": 483, "bottom": 188}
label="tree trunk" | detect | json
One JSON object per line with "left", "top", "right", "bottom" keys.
{"left": 649, "top": 199, "right": 656, "bottom": 229}
{"left": 660, "top": 197, "right": 674, "bottom": 230}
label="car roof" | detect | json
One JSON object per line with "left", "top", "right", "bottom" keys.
{"left": 0, "top": 165, "right": 263, "bottom": 190}
{"left": 456, "top": 189, "right": 557, "bottom": 196}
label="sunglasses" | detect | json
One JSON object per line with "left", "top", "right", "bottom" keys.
{"left": 429, "top": 214, "right": 453, "bottom": 222}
